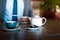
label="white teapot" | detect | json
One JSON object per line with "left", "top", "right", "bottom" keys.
{"left": 29, "top": 15, "right": 47, "bottom": 27}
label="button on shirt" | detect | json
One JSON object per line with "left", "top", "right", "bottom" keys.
{"left": 4, "top": 0, "right": 24, "bottom": 22}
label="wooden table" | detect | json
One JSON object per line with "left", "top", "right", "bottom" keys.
{"left": 0, "top": 19, "right": 60, "bottom": 40}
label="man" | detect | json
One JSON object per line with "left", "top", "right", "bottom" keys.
{"left": 0, "top": 0, "right": 33, "bottom": 23}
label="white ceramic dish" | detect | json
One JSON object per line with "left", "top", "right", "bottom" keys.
{"left": 27, "top": 26, "right": 43, "bottom": 30}
{"left": 2, "top": 26, "right": 20, "bottom": 31}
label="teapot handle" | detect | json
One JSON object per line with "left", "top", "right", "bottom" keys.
{"left": 42, "top": 17, "right": 47, "bottom": 25}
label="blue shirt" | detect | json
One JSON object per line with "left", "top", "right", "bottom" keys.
{"left": 4, "top": 0, "right": 24, "bottom": 22}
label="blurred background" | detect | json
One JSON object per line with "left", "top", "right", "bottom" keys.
{"left": 31, "top": 0, "right": 60, "bottom": 20}
{"left": 0, "top": 0, "right": 60, "bottom": 40}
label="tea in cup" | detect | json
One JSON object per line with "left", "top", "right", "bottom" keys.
{"left": 6, "top": 21, "right": 17, "bottom": 29}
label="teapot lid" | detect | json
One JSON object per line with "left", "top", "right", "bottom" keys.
{"left": 33, "top": 15, "right": 40, "bottom": 18}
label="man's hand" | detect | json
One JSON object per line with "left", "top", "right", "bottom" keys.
{"left": 20, "top": 17, "right": 29, "bottom": 22}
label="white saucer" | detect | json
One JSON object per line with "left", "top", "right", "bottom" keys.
{"left": 3, "top": 26, "right": 20, "bottom": 31}
{"left": 27, "top": 27, "right": 39, "bottom": 30}
{"left": 27, "top": 26, "right": 43, "bottom": 30}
